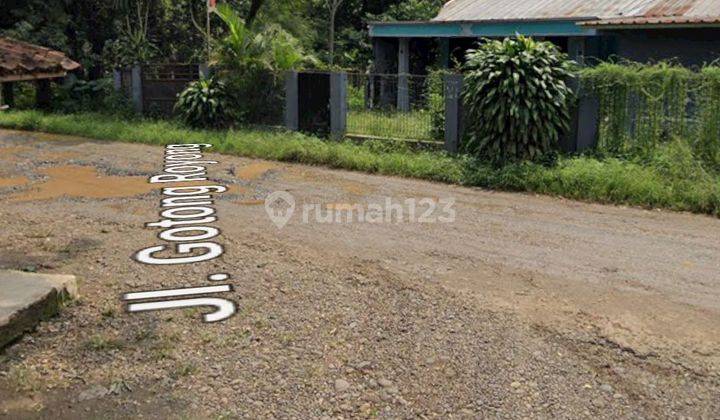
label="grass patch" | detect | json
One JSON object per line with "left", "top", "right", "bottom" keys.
{"left": 84, "top": 333, "right": 126, "bottom": 351}
{"left": 0, "top": 110, "right": 718, "bottom": 216}
{"left": 171, "top": 361, "right": 198, "bottom": 379}
{"left": 5, "top": 365, "right": 41, "bottom": 392}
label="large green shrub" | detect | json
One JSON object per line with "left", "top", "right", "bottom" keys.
{"left": 174, "top": 77, "right": 231, "bottom": 129}
{"left": 462, "top": 36, "right": 575, "bottom": 163}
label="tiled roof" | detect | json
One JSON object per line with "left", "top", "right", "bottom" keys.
{"left": 0, "top": 37, "right": 80, "bottom": 81}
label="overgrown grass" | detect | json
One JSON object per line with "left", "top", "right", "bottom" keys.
{"left": 1, "top": 110, "right": 718, "bottom": 216}
{"left": 347, "top": 109, "right": 436, "bottom": 141}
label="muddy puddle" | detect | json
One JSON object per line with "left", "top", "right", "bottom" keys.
{"left": 0, "top": 176, "right": 30, "bottom": 189}
{"left": 8, "top": 165, "right": 158, "bottom": 201}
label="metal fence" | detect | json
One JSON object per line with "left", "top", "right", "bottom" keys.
{"left": 345, "top": 73, "right": 444, "bottom": 143}
{"left": 141, "top": 64, "right": 200, "bottom": 116}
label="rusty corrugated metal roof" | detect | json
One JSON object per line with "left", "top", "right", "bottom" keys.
{"left": 433, "top": 0, "right": 720, "bottom": 25}
{"left": 582, "top": 15, "right": 720, "bottom": 26}
{"left": 0, "top": 37, "right": 80, "bottom": 81}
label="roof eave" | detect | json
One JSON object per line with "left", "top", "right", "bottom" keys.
{"left": 369, "top": 17, "right": 599, "bottom": 26}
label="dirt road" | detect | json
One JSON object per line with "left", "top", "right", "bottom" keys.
{"left": 0, "top": 129, "right": 719, "bottom": 418}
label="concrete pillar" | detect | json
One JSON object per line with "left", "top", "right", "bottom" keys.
{"left": 330, "top": 72, "right": 347, "bottom": 140}
{"left": 131, "top": 65, "right": 143, "bottom": 114}
{"left": 113, "top": 69, "right": 122, "bottom": 91}
{"left": 284, "top": 71, "right": 299, "bottom": 131}
{"left": 568, "top": 37, "right": 586, "bottom": 65}
{"left": 444, "top": 74, "right": 464, "bottom": 154}
{"left": 575, "top": 88, "right": 600, "bottom": 151}
{"left": 560, "top": 78, "right": 599, "bottom": 152}
{"left": 397, "top": 37, "right": 410, "bottom": 112}
{"left": 35, "top": 79, "right": 52, "bottom": 110}
{"left": 199, "top": 63, "right": 210, "bottom": 79}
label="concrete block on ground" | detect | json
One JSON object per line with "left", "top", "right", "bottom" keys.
{"left": 0, "top": 270, "right": 78, "bottom": 349}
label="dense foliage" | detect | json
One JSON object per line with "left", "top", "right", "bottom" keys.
{"left": 174, "top": 77, "right": 231, "bottom": 129}
{"left": 1, "top": 0, "right": 444, "bottom": 75}
{"left": 210, "top": 4, "right": 314, "bottom": 126}
{"left": 580, "top": 62, "right": 720, "bottom": 169}
{"left": 462, "top": 36, "right": 575, "bottom": 164}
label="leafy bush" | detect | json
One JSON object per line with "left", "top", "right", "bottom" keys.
{"left": 348, "top": 84, "right": 365, "bottom": 111}
{"left": 174, "top": 77, "right": 231, "bottom": 129}
{"left": 53, "top": 78, "right": 134, "bottom": 117}
{"left": 462, "top": 36, "right": 575, "bottom": 164}
{"left": 212, "top": 4, "right": 315, "bottom": 125}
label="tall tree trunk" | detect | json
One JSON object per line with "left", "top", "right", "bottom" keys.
{"left": 328, "top": 0, "right": 344, "bottom": 66}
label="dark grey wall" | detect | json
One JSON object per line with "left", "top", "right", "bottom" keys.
{"left": 372, "top": 38, "right": 397, "bottom": 74}
{"left": 604, "top": 28, "right": 720, "bottom": 67}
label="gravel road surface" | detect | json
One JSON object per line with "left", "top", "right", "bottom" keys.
{"left": 0, "top": 129, "right": 719, "bottom": 418}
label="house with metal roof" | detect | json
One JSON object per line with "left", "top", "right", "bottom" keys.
{"left": 369, "top": 0, "right": 720, "bottom": 76}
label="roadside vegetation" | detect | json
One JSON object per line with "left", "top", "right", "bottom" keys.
{"left": 2, "top": 2, "right": 718, "bottom": 217}
{"left": 1, "top": 110, "right": 718, "bottom": 216}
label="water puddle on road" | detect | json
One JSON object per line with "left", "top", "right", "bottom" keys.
{"left": 8, "top": 165, "right": 157, "bottom": 201}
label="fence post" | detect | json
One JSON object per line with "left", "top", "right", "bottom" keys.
{"left": 562, "top": 79, "right": 600, "bottom": 152}
{"left": 575, "top": 87, "right": 600, "bottom": 151}
{"left": 113, "top": 69, "right": 122, "bottom": 91}
{"left": 444, "top": 74, "right": 464, "bottom": 154}
{"left": 199, "top": 63, "right": 210, "bottom": 79}
{"left": 397, "top": 37, "right": 410, "bottom": 112}
{"left": 285, "top": 71, "right": 299, "bottom": 131}
{"left": 330, "top": 72, "right": 347, "bottom": 140}
{"left": 131, "top": 64, "right": 143, "bottom": 114}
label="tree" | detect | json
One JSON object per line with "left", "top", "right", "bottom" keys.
{"left": 327, "top": 0, "right": 344, "bottom": 65}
